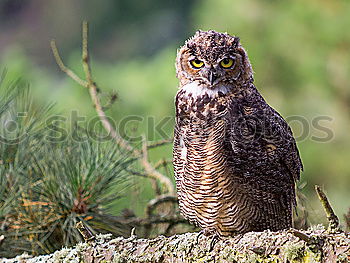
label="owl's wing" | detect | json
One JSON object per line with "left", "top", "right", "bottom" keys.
{"left": 266, "top": 109, "right": 303, "bottom": 182}
{"left": 227, "top": 96, "right": 303, "bottom": 184}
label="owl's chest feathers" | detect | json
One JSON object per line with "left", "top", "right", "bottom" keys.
{"left": 174, "top": 83, "right": 257, "bottom": 230}
{"left": 176, "top": 82, "right": 234, "bottom": 121}
{"left": 175, "top": 83, "right": 233, "bottom": 184}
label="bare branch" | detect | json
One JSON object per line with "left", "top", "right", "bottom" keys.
{"left": 315, "top": 185, "right": 340, "bottom": 233}
{"left": 141, "top": 137, "right": 175, "bottom": 195}
{"left": 50, "top": 21, "right": 175, "bottom": 196}
{"left": 146, "top": 194, "right": 178, "bottom": 218}
{"left": 81, "top": 22, "right": 134, "bottom": 153}
{"left": 82, "top": 21, "right": 93, "bottom": 85}
{"left": 76, "top": 221, "right": 96, "bottom": 242}
{"left": 289, "top": 229, "right": 311, "bottom": 243}
{"left": 5, "top": 228, "right": 350, "bottom": 262}
{"left": 50, "top": 40, "right": 87, "bottom": 87}
{"left": 147, "top": 138, "right": 173, "bottom": 149}
{"left": 125, "top": 167, "right": 147, "bottom": 177}
{"left": 122, "top": 214, "right": 187, "bottom": 227}
{"left": 154, "top": 159, "right": 172, "bottom": 169}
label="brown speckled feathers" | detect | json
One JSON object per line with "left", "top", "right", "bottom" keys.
{"left": 173, "top": 30, "right": 302, "bottom": 236}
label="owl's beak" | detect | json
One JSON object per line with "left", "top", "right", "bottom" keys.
{"left": 208, "top": 71, "right": 218, "bottom": 85}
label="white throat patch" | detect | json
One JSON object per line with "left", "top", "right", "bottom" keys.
{"left": 180, "top": 82, "right": 231, "bottom": 98}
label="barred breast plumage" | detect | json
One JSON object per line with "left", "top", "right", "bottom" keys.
{"left": 173, "top": 30, "right": 302, "bottom": 237}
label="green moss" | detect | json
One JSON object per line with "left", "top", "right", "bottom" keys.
{"left": 284, "top": 242, "right": 306, "bottom": 262}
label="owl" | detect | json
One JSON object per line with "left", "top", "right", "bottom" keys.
{"left": 173, "top": 30, "right": 303, "bottom": 237}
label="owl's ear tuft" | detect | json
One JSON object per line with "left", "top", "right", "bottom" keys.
{"left": 185, "top": 33, "right": 198, "bottom": 49}
{"left": 233, "top": 37, "right": 240, "bottom": 48}
{"left": 186, "top": 42, "right": 194, "bottom": 51}
{"left": 192, "top": 30, "right": 203, "bottom": 40}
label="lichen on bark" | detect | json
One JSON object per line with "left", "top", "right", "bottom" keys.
{"left": 1, "top": 225, "right": 349, "bottom": 263}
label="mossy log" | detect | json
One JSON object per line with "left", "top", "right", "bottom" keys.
{"left": 1, "top": 226, "right": 349, "bottom": 263}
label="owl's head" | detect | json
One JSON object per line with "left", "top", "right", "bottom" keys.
{"left": 176, "top": 30, "right": 253, "bottom": 89}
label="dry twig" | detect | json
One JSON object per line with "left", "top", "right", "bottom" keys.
{"left": 147, "top": 139, "right": 173, "bottom": 149}
{"left": 76, "top": 221, "right": 96, "bottom": 242}
{"left": 315, "top": 185, "right": 340, "bottom": 233}
{"left": 146, "top": 195, "right": 178, "bottom": 218}
{"left": 50, "top": 21, "right": 175, "bottom": 196}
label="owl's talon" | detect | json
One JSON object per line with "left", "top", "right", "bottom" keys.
{"left": 208, "top": 233, "right": 220, "bottom": 251}
{"left": 195, "top": 230, "right": 205, "bottom": 245}
{"left": 197, "top": 229, "right": 220, "bottom": 251}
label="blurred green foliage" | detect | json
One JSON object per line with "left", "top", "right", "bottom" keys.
{"left": 0, "top": 76, "right": 134, "bottom": 257}
{"left": 0, "top": 0, "right": 350, "bottom": 250}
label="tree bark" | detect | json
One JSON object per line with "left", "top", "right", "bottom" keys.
{"left": 1, "top": 226, "right": 349, "bottom": 263}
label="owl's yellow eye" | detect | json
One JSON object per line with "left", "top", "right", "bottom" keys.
{"left": 190, "top": 59, "right": 204, "bottom": 69}
{"left": 220, "top": 58, "right": 234, "bottom": 68}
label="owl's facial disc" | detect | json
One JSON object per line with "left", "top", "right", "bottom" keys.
{"left": 176, "top": 30, "right": 253, "bottom": 88}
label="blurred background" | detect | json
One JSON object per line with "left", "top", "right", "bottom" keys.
{"left": 0, "top": 0, "right": 350, "bottom": 256}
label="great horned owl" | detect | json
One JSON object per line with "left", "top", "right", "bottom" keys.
{"left": 173, "top": 30, "right": 303, "bottom": 237}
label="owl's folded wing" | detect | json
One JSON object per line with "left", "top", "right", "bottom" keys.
{"left": 267, "top": 110, "right": 303, "bottom": 182}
